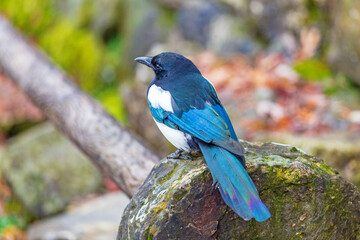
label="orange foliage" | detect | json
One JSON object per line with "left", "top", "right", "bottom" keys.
{"left": 194, "top": 50, "right": 358, "bottom": 139}
{"left": 0, "top": 72, "right": 43, "bottom": 131}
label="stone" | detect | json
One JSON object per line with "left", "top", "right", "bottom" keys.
{"left": 118, "top": 141, "right": 360, "bottom": 239}
{"left": 0, "top": 123, "right": 103, "bottom": 218}
{"left": 27, "top": 191, "right": 129, "bottom": 240}
{"left": 178, "top": 1, "right": 220, "bottom": 45}
{"left": 207, "top": 14, "right": 260, "bottom": 56}
{"left": 216, "top": 0, "right": 308, "bottom": 41}
{"left": 256, "top": 132, "right": 360, "bottom": 187}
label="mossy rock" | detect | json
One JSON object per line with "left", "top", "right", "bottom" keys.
{"left": 257, "top": 133, "right": 360, "bottom": 187}
{"left": 0, "top": 123, "right": 103, "bottom": 218}
{"left": 118, "top": 141, "right": 360, "bottom": 240}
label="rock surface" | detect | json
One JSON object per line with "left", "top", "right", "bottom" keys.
{"left": 118, "top": 141, "right": 360, "bottom": 240}
{"left": 257, "top": 132, "right": 360, "bottom": 187}
{"left": 1, "top": 123, "right": 103, "bottom": 217}
{"left": 27, "top": 191, "right": 129, "bottom": 240}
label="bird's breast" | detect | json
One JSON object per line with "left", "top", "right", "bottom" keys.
{"left": 154, "top": 120, "right": 191, "bottom": 151}
{"left": 147, "top": 84, "right": 173, "bottom": 112}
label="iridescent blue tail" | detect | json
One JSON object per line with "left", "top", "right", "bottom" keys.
{"left": 198, "top": 142, "right": 270, "bottom": 222}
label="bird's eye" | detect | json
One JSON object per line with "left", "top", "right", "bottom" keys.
{"left": 155, "top": 63, "right": 162, "bottom": 70}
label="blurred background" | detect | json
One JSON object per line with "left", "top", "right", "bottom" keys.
{"left": 0, "top": 0, "right": 359, "bottom": 239}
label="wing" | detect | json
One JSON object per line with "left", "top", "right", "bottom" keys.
{"left": 168, "top": 103, "right": 245, "bottom": 156}
{"left": 149, "top": 77, "right": 244, "bottom": 157}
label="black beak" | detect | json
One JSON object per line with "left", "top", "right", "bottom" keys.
{"left": 135, "top": 56, "right": 154, "bottom": 69}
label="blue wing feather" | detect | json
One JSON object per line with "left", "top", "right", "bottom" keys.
{"left": 167, "top": 104, "right": 244, "bottom": 156}
{"left": 212, "top": 103, "right": 237, "bottom": 140}
{"left": 148, "top": 77, "right": 245, "bottom": 157}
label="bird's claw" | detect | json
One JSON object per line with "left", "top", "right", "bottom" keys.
{"left": 167, "top": 149, "right": 192, "bottom": 160}
{"left": 189, "top": 149, "right": 202, "bottom": 158}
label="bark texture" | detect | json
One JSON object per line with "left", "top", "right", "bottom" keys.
{"left": 0, "top": 15, "right": 159, "bottom": 197}
{"left": 119, "top": 141, "right": 360, "bottom": 240}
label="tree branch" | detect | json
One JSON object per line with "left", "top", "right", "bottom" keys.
{"left": 0, "top": 14, "right": 159, "bottom": 197}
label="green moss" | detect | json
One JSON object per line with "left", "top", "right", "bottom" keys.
{"left": 314, "top": 162, "right": 337, "bottom": 175}
{"left": 147, "top": 233, "right": 153, "bottom": 240}
{"left": 155, "top": 161, "right": 180, "bottom": 186}
{"left": 258, "top": 134, "right": 360, "bottom": 187}
{"left": 290, "top": 147, "right": 297, "bottom": 153}
{"left": 275, "top": 167, "right": 302, "bottom": 183}
{"left": 39, "top": 20, "right": 103, "bottom": 91}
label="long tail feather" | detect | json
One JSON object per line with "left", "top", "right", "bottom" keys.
{"left": 198, "top": 141, "right": 271, "bottom": 222}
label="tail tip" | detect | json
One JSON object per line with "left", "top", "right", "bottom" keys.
{"left": 254, "top": 209, "right": 271, "bottom": 222}
{"left": 249, "top": 198, "right": 271, "bottom": 222}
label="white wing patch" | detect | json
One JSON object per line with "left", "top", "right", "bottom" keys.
{"left": 154, "top": 120, "right": 190, "bottom": 151}
{"left": 148, "top": 85, "right": 173, "bottom": 112}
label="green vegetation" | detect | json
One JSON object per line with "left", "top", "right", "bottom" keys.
{"left": 323, "top": 74, "right": 360, "bottom": 105}
{"left": 0, "top": 0, "right": 54, "bottom": 36}
{"left": 293, "top": 59, "right": 331, "bottom": 81}
{"left": 0, "top": 0, "right": 104, "bottom": 92}
{"left": 0, "top": 0, "right": 127, "bottom": 120}
{"left": 95, "top": 86, "right": 127, "bottom": 123}
{"left": 0, "top": 216, "right": 20, "bottom": 233}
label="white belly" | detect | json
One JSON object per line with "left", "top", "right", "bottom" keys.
{"left": 154, "top": 120, "right": 190, "bottom": 151}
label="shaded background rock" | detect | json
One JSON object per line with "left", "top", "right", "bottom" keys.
{"left": 0, "top": 123, "right": 103, "bottom": 218}
{"left": 118, "top": 141, "right": 360, "bottom": 240}
{"left": 178, "top": 1, "right": 220, "bottom": 46}
{"left": 27, "top": 191, "right": 129, "bottom": 240}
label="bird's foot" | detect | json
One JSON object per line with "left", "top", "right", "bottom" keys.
{"left": 189, "top": 149, "right": 202, "bottom": 158}
{"left": 167, "top": 149, "right": 192, "bottom": 160}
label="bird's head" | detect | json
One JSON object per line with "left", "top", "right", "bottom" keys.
{"left": 135, "top": 52, "right": 200, "bottom": 79}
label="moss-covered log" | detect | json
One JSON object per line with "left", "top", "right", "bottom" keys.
{"left": 118, "top": 141, "right": 360, "bottom": 240}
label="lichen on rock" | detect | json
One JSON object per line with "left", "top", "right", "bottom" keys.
{"left": 1, "top": 123, "right": 103, "bottom": 218}
{"left": 118, "top": 141, "right": 360, "bottom": 240}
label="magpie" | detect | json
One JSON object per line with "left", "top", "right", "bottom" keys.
{"left": 135, "top": 52, "right": 270, "bottom": 222}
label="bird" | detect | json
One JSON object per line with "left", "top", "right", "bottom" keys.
{"left": 135, "top": 52, "right": 270, "bottom": 222}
